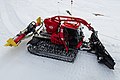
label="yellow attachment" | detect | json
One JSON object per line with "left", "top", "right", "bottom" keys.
{"left": 36, "top": 17, "right": 41, "bottom": 26}
{"left": 5, "top": 38, "right": 18, "bottom": 47}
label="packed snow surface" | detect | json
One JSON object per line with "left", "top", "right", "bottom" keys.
{"left": 0, "top": 0, "right": 120, "bottom": 80}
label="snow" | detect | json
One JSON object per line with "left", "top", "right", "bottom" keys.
{"left": 0, "top": 0, "right": 120, "bottom": 80}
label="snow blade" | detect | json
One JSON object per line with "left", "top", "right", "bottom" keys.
{"left": 89, "top": 32, "right": 115, "bottom": 69}
{"left": 27, "top": 36, "right": 78, "bottom": 62}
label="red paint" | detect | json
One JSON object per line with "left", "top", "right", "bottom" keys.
{"left": 44, "top": 16, "right": 94, "bottom": 52}
{"left": 14, "top": 34, "right": 26, "bottom": 43}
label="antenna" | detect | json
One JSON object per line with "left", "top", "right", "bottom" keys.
{"left": 71, "top": 0, "right": 73, "bottom": 16}
{"left": 57, "top": 1, "right": 60, "bottom": 15}
{"left": 66, "top": 0, "right": 73, "bottom": 16}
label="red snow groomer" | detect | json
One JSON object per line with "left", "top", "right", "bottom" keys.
{"left": 5, "top": 16, "right": 115, "bottom": 69}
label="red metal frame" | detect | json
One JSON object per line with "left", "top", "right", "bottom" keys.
{"left": 48, "top": 16, "right": 94, "bottom": 52}
{"left": 51, "top": 16, "right": 94, "bottom": 31}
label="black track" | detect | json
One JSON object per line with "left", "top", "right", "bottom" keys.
{"left": 27, "top": 37, "right": 78, "bottom": 62}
